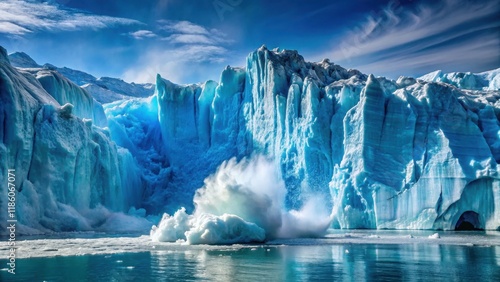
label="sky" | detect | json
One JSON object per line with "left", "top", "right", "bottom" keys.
{"left": 0, "top": 0, "right": 498, "bottom": 84}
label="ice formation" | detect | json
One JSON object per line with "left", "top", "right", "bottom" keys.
{"left": 0, "top": 47, "right": 148, "bottom": 234}
{"left": 147, "top": 46, "right": 500, "bottom": 235}
{"left": 34, "top": 68, "right": 108, "bottom": 127}
{"left": 1, "top": 44, "right": 500, "bottom": 241}
{"left": 419, "top": 68, "right": 500, "bottom": 91}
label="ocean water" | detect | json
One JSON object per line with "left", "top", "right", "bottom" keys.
{"left": 1, "top": 231, "right": 500, "bottom": 281}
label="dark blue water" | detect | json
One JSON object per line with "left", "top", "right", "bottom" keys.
{"left": 2, "top": 243, "right": 499, "bottom": 281}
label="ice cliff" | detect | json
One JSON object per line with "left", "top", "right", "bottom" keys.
{"left": 0, "top": 47, "right": 148, "bottom": 234}
{"left": 146, "top": 46, "right": 500, "bottom": 235}
{"left": 2, "top": 44, "right": 500, "bottom": 238}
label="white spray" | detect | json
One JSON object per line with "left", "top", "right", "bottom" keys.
{"left": 150, "top": 155, "right": 332, "bottom": 244}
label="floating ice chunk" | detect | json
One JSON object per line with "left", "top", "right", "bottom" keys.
{"left": 428, "top": 233, "right": 440, "bottom": 239}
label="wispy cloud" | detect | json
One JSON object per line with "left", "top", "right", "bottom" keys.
{"left": 159, "top": 20, "right": 212, "bottom": 35}
{"left": 128, "top": 30, "right": 156, "bottom": 39}
{"left": 172, "top": 45, "right": 227, "bottom": 63}
{"left": 122, "top": 45, "right": 228, "bottom": 84}
{"left": 0, "top": 0, "right": 141, "bottom": 35}
{"left": 158, "top": 20, "right": 231, "bottom": 45}
{"left": 0, "top": 21, "right": 31, "bottom": 35}
{"left": 164, "top": 34, "right": 215, "bottom": 45}
{"left": 123, "top": 20, "right": 232, "bottom": 84}
{"left": 322, "top": 0, "right": 500, "bottom": 77}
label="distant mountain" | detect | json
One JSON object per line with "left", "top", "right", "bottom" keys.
{"left": 8, "top": 51, "right": 41, "bottom": 68}
{"left": 42, "top": 63, "right": 97, "bottom": 86}
{"left": 94, "top": 77, "right": 154, "bottom": 98}
{"left": 7, "top": 52, "right": 154, "bottom": 104}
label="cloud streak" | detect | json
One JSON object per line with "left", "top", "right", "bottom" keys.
{"left": 0, "top": 0, "right": 141, "bottom": 35}
{"left": 122, "top": 45, "right": 228, "bottom": 84}
{"left": 129, "top": 30, "right": 157, "bottom": 39}
{"left": 324, "top": 0, "right": 500, "bottom": 77}
{"left": 158, "top": 20, "right": 231, "bottom": 45}
{"left": 0, "top": 2, "right": 231, "bottom": 84}
{"left": 164, "top": 34, "right": 217, "bottom": 45}
{"left": 159, "top": 20, "right": 212, "bottom": 35}
{"left": 123, "top": 20, "right": 233, "bottom": 84}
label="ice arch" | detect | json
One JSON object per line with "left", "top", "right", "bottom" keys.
{"left": 432, "top": 177, "right": 499, "bottom": 230}
{"left": 455, "top": 211, "right": 482, "bottom": 230}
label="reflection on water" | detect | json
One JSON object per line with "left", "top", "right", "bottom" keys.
{"left": 2, "top": 244, "right": 500, "bottom": 281}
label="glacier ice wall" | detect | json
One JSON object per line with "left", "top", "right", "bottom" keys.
{"left": 331, "top": 75, "right": 500, "bottom": 229}
{"left": 0, "top": 47, "right": 148, "bottom": 234}
{"left": 104, "top": 95, "right": 171, "bottom": 214}
{"left": 155, "top": 66, "right": 245, "bottom": 163}
{"left": 142, "top": 46, "right": 500, "bottom": 231}
{"left": 2, "top": 43, "right": 500, "bottom": 235}
{"left": 149, "top": 48, "right": 370, "bottom": 211}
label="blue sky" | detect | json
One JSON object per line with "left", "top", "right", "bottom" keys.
{"left": 0, "top": 0, "right": 498, "bottom": 84}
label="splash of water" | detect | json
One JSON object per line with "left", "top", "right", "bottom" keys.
{"left": 150, "top": 155, "right": 332, "bottom": 244}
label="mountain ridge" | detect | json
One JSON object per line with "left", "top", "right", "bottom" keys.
{"left": 8, "top": 51, "right": 154, "bottom": 104}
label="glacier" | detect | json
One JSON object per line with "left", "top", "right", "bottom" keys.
{"left": 1, "top": 44, "right": 500, "bottom": 242}
{"left": 419, "top": 68, "right": 500, "bottom": 91}
{"left": 0, "top": 46, "right": 149, "bottom": 234}
{"left": 144, "top": 46, "right": 500, "bottom": 238}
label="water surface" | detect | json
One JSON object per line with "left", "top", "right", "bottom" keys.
{"left": 2, "top": 241, "right": 499, "bottom": 281}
